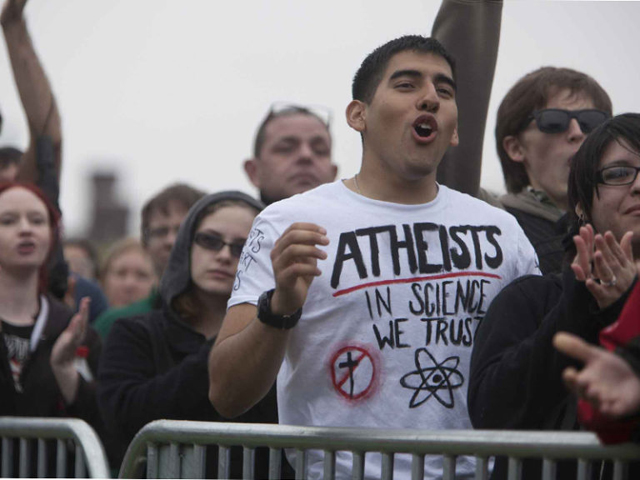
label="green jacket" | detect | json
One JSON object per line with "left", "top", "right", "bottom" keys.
{"left": 93, "top": 290, "right": 160, "bottom": 339}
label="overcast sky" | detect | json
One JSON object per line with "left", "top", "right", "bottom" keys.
{"left": 1, "top": 0, "right": 639, "bottom": 237}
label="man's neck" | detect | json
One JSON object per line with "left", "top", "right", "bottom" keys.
{"left": 260, "top": 191, "right": 282, "bottom": 206}
{"left": 351, "top": 167, "right": 439, "bottom": 205}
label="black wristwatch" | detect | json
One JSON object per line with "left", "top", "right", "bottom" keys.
{"left": 257, "top": 289, "right": 301, "bottom": 329}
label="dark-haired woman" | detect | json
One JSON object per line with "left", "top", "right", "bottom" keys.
{"left": 469, "top": 113, "right": 640, "bottom": 479}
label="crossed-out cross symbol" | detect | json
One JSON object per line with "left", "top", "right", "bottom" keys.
{"left": 331, "top": 346, "right": 375, "bottom": 401}
{"left": 338, "top": 351, "right": 362, "bottom": 399}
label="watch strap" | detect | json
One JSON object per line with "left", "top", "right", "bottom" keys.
{"left": 257, "top": 289, "right": 301, "bottom": 329}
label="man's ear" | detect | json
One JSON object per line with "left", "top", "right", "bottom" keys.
{"left": 450, "top": 126, "right": 459, "bottom": 147}
{"left": 503, "top": 135, "right": 525, "bottom": 163}
{"left": 243, "top": 158, "right": 261, "bottom": 188}
{"left": 346, "top": 100, "right": 366, "bottom": 133}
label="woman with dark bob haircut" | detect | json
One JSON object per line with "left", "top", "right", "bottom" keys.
{"left": 468, "top": 113, "right": 640, "bottom": 479}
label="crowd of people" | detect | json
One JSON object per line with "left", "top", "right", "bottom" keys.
{"left": 1, "top": 0, "right": 639, "bottom": 478}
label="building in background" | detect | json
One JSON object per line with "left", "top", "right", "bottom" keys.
{"left": 88, "top": 171, "right": 129, "bottom": 246}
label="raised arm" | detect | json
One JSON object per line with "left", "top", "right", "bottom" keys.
{"left": 208, "top": 222, "right": 328, "bottom": 418}
{"left": 433, "top": 0, "right": 503, "bottom": 195}
{"left": 1, "top": 0, "right": 62, "bottom": 184}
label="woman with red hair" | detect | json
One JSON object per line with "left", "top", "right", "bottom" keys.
{"left": 0, "top": 182, "right": 103, "bottom": 474}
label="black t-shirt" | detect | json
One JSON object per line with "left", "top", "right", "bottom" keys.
{"left": 2, "top": 320, "right": 34, "bottom": 392}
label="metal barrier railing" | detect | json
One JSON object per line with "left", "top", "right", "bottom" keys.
{"left": 118, "top": 420, "right": 640, "bottom": 479}
{"left": 0, "top": 416, "right": 110, "bottom": 478}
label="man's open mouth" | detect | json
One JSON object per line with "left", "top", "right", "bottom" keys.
{"left": 412, "top": 115, "right": 438, "bottom": 141}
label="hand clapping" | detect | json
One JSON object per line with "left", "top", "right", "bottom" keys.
{"left": 571, "top": 225, "right": 636, "bottom": 309}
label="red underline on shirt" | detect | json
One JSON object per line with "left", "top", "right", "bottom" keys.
{"left": 332, "top": 271, "right": 502, "bottom": 297}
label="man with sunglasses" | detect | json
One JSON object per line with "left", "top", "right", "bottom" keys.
{"left": 495, "top": 66, "right": 612, "bottom": 274}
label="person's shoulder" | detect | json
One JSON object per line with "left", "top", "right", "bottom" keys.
{"left": 40, "top": 294, "right": 76, "bottom": 340}
{"left": 476, "top": 187, "right": 505, "bottom": 209}
{"left": 73, "top": 275, "right": 109, "bottom": 320}
{"left": 441, "top": 185, "right": 513, "bottom": 218}
{"left": 498, "top": 272, "right": 563, "bottom": 300}
{"left": 43, "top": 294, "right": 74, "bottom": 327}
{"left": 94, "top": 293, "right": 158, "bottom": 337}
{"left": 257, "top": 182, "right": 343, "bottom": 221}
{"left": 509, "top": 272, "right": 561, "bottom": 287}
{"left": 44, "top": 293, "right": 74, "bottom": 317}
{"left": 96, "top": 293, "right": 156, "bottom": 323}
{"left": 489, "top": 273, "right": 564, "bottom": 322}
{"left": 268, "top": 182, "right": 339, "bottom": 209}
{"left": 73, "top": 275, "right": 104, "bottom": 298}
{"left": 109, "top": 310, "right": 165, "bottom": 339}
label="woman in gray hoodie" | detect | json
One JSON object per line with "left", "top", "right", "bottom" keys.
{"left": 98, "top": 191, "right": 283, "bottom": 477}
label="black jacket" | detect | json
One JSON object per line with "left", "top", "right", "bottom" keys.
{"left": 98, "top": 307, "right": 280, "bottom": 433}
{"left": 0, "top": 294, "right": 101, "bottom": 421}
{"left": 98, "top": 308, "right": 280, "bottom": 476}
{"left": 97, "top": 191, "right": 287, "bottom": 478}
{"left": 503, "top": 206, "right": 568, "bottom": 276}
{"left": 0, "top": 294, "right": 104, "bottom": 476}
{"left": 469, "top": 267, "right": 633, "bottom": 479}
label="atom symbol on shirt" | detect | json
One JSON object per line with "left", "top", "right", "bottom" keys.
{"left": 399, "top": 348, "right": 464, "bottom": 409}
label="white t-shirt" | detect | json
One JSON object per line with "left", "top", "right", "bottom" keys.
{"left": 230, "top": 181, "right": 540, "bottom": 479}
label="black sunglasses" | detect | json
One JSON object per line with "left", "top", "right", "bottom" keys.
{"left": 193, "top": 232, "right": 245, "bottom": 258}
{"left": 529, "top": 109, "right": 609, "bottom": 134}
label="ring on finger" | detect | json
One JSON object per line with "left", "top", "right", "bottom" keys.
{"left": 602, "top": 275, "right": 617, "bottom": 287}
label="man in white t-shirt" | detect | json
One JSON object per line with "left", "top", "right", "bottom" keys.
{"left": 209, "top": 35, "right": 539, "bottom": 479}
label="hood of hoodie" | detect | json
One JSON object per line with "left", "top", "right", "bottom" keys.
{"left": 159, "top": 190, "right": 264, "bottom": 312}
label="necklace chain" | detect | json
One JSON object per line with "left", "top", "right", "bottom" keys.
{"left": 353, "top": 174, "right": 440, "bottom": 200}
{"left": 353, "top": 174, "right": 362, "bottom": 195}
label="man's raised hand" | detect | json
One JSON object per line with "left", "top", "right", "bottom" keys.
{"left": 270, "top": 222, "right": 328, "bottom": 316}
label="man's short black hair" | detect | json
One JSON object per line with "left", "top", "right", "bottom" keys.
{"left": 352, "top": 35, "right": 456, "bottom": 104}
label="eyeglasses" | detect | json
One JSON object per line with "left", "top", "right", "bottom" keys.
{"left": 193, "top": 232, "right": 245, "bottom": 258}
{"left": 597, "top": 165, "right": 640, "bottom": 186}
{"left": 529, "top": 109, "right": 609, "bottom": 134}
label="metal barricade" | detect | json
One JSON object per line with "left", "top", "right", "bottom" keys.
{"left": 119, "top": 420, "right": 640, "bottom": 479}
{"left": 0, "top": 416, "right": 110, "bottom": 478}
